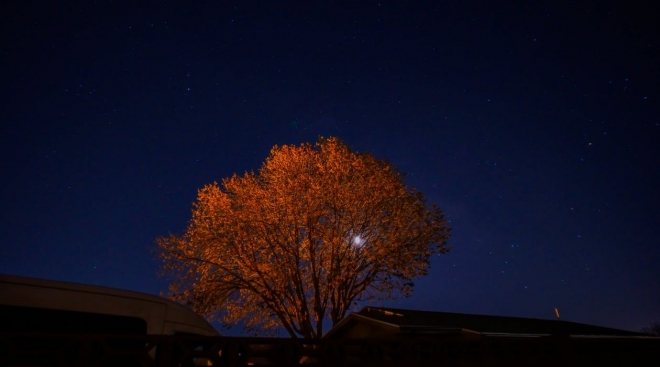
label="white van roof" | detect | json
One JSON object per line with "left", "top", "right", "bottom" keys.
{"left": 0, "top": 274, "right": 219, "bottom": 336}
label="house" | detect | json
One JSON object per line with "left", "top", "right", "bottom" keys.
{"left": 324, "top": 306, "right": 642, "bottom": 340}
{"left": 318, "top": 307, "right": 659, "bottom": 366}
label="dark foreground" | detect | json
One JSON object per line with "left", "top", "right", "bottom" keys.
{"left": 2, "top": 333, "right": 659, "bottom": 367}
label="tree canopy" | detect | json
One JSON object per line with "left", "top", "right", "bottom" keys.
{"left": 157, "top": 137, "right": 451, "bottom": 338}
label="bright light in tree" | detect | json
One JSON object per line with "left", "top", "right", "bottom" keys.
{"left": 352, "top": 234, "right": 365, "bottom": 247}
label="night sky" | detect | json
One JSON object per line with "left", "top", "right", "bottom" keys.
{"left": 2, "top": 1, "right": 659, "bottom": 334}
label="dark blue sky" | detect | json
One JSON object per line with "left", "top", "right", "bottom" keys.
{"left": 2, "top": 1, "right": 659, "bottom": 334}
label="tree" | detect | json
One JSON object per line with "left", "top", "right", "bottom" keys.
{"left": 157, "top": 137, "right": 451, "bottom": 338}
{"left": 641, "top": 321, "right": 660, "bottom": 336}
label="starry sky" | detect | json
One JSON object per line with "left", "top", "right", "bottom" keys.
{"left": 2, "top": 1, "right": 659, "bottom": 334}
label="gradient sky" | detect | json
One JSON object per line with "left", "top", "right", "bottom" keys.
{"left": 2, "top": 1, "right": 659, "bottom": 334}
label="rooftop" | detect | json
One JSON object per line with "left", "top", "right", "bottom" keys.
{"left": 353, "top": 307, "right": 641, "bottom": 337}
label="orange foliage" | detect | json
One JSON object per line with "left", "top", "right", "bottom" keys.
{"left": 157, "top": 137, "right": 451, "bottom": 338}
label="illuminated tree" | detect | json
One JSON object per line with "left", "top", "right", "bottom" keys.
{"left": 157, "top": 137, "right": 451, "bottom": 338}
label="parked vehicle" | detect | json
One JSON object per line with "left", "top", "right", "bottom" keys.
{"left": 0, "top": 274, "right": 219, "bottom": 336}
